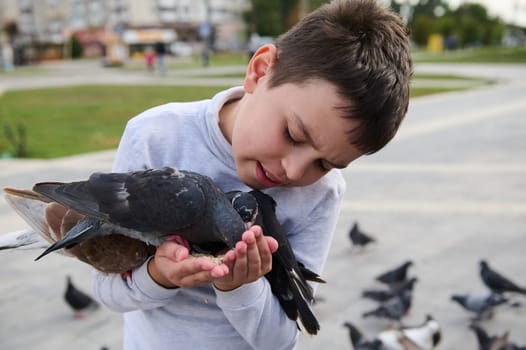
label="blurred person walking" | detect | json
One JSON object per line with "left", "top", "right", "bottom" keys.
{"left": 144, "top": 46, "right": 156, "bottom": 74}
{"left": 1, "top": 43, "right": 14, "bottom": 72}
{"left": 154, "top": 42, "right": 167, "bottom": 76}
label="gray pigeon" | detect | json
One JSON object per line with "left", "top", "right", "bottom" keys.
{"left": 33, "top": 167, "right": 247, "bottom": 259}
{"left": 362, "top": 292, "right": 412, "bottom": 322}
{"left": 362, "top": 277, "right": 418, "bottom": 303}
{"left": 376, "top": 260, "right": 414, "bottom": 287}
{"left": 450, "top": 291, "right": 508, "bottom": 321}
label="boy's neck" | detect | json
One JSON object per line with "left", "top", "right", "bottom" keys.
{"left": 218, "top": 97, "right": 241, "bottom": 145}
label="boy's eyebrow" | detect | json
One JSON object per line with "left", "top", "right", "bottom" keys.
{"left": 294, "top": 114, "right": 347, "bottom": 169}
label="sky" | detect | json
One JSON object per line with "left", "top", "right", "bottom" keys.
{"left": 444, "top": 0, "right": 526, "bottom": 26}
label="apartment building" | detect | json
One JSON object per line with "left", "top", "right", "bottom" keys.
{"left": 0, "top": 0, "right": 250, "bottom": 61}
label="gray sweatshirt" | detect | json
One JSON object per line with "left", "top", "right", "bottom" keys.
{"left": 93, "top": 87, "right": 346, "bottom": 349}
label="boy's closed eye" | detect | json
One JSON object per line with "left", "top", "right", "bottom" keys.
{"left": 284, "top": 127, "right": 333, "bottom": 172}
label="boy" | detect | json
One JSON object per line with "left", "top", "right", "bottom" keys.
{"left": 93, "top": 0, "right": 412, "bottom": 349}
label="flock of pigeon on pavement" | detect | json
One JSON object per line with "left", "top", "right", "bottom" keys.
{"left": 1, "top": 167, "right": 525, "bottom": 349}
{"left": 345, "top": 222, "right": 526, "bottom": 350}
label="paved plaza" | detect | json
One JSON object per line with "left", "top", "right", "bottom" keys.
{"left": 0, "top": 61, "right": 525, "bottom": 349}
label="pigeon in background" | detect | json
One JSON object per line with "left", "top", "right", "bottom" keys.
{"left": 342, "top": 322, "right": 384, "bottom": 350}
{"left": 344, "top": 315, "right": 441, "bottom": 350}
{"left": 64, "top": 275, "right": 99, "bottom": 318}
{"left": 362, "top": 277, "right": 418, "bottom": 303}
{"left": 231, "top": 190, "right": 325, "bottom": 335}
{"left": 376, "top": 260, "right": 414, "bottom": 288}
{"left": 395, "top": 315, "right": 441, "bottom": 350}
{"left": 27, "top": 167, "right": 247, "bottom": 260}
{"left": 480, "top": 260, "right": 526, "bottom": 295}
{"left": 470, "top": 323, "right": 513, "bottom": 350}
{"left": 349, "top": 222, "right": 376, "bottom": 250}
{"left": 450, "top": 291, "right": 508, "bottom": 321}
{"left": 362, "top": 292, "right": 412, "bottom": 322}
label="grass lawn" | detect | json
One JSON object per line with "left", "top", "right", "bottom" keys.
{"left": 0, "top": 85, "right": 228, "bottom": 158}
{"left": 0, "top": 84, "right": 473, "bottom": 159}
{"left": 411, "top": 46, "right": 526, "bottom": 63}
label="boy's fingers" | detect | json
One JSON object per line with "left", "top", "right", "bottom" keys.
{"left": 233, "top": 241, "right": 248, "bottom": 278}
{"left": 172, "top": 258, "right": 226, "bottom": 285}
{"left": 210, "top": 264, "right": 229, "bottom": 278}
{"left": 174, "top": 245, "right": 189, "bottom": 262}
{"left": 256, "top": 236, "right": 273, "bottom": 273}
{"left": 157, "top": 241, "right": 188, "bottom": 262}
{"left": 222, "top": 250, "right": 237, "bottom": 265}
{"left": 178, "top": 270, "right": 216, "bottom": 286}
{"left": 265, "top": 236, "right": 279, "bottom": 253}
{"left": 244, "top": 231, "right": 262, "bottom": 275}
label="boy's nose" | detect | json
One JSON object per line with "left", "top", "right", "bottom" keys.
{"left": 282, "top": 154, "right": 310, "bottom": 182}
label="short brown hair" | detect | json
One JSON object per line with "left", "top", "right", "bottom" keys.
{"left": 269, "top": 0, "right": 412, "bottom": 154}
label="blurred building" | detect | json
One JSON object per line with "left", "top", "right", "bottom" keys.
{"left": 0, "top": 0, "right": 250, "bottom": 62}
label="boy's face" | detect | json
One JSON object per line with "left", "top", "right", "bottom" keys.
{"left": 220, "top": 45, "right": 363, "bottom": 190}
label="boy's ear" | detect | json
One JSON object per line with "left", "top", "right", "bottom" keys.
{"left": 244, "top": 44, "right": 277, "bottom": 93}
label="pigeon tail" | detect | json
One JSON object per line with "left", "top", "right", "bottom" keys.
{"left": 35, "top": 218, "right": 100, "bottom": 260}
{"left": 0, "top": 229, "right": 48, "bottom": 250}
{"left": 298, "top": 263, "right": 326, "bottom": 284}
{"left": 287, "top": 268, "right": 319, "bottom": 335}
{"left": 290, "top": 270, "right": 320, "bottom": 335}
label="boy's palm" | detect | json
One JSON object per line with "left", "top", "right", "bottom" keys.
{"left": 149, "top": 239, "right": 230, "bottom": 289}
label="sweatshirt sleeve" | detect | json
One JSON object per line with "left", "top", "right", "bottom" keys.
{"left": 93, "top": 258, "right": 181, "bottom": 312}
{"left": 214, "top": 173, "right": 346, "bottom": 349}
{"left": 214, "top": 279, "right": 300, "bottom": 350}
{"left": 93, "top": 116, "right": 180, "bottom": 311}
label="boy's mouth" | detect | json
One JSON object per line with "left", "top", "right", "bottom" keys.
{"left": 256, "top": 162, "right": 282, "bottom": 187}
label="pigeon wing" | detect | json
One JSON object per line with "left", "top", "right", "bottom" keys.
{"left": 33, "top": 180, "right": 107, "bottom": 221}
{"left": 33, "top": 167, "right": 207, "bottom": 233}
{"left": 4, "top": 187, "right": 57, "bottom": 244}
{"left": 3, "top": 187, "right": 73, "bottom": 254}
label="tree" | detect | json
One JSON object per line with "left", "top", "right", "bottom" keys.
{"left": 69, "top": 35, "right": 83, "bottom": 59}
{"left": 411, "top": 14, "right": 436, "bottom": 46}
{"left": 3, "top": 21, "right": 19, "bottom": 43}
{"left": 246, "top": 0, "right": 330, "bottom": 37}
{"left": 403, "top": 0, "right": 505, "bottom": 48}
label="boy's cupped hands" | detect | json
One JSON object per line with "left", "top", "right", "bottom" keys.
{"left": 148, "top": 225, "right": 278, "bottom": 291}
